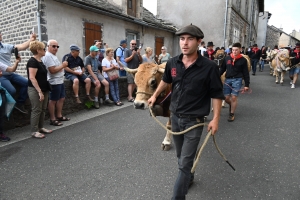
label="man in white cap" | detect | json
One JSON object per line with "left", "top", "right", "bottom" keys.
{"left": 148, "top": 24, "right": 224, "bottom": 199}
{"left": 63, "top": 44, "right": 93, "bottom": 104}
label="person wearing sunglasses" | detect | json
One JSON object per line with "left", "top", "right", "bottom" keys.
{"left": 124, "top": 40, "right": 142, "bottom": 102}
{"left": 0, "top": 31, "right": 37, "bottom": 114}
{"left": 42, "top": 39, "right": 69, "bottom": 126}
{"left": 158, "top": 46, "right": 171, "bottom": 64}
{"left": 26, "top": 40, "right": 52, "bottom": 139}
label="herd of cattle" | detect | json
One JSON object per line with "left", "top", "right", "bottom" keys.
{"left": 125, "top": 48, "right": 295, "bottom": 151}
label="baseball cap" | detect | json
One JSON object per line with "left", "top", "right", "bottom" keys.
{"left": 120, "top": 40, "right": 127, "bottom": 45}
{"left": 89, "top": 45, "right": 99, "bottom": 52}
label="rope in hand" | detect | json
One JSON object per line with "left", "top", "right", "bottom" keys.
{"left": 149, "top": 108, "right": 235, "bottom": 173}
{"left": 224, "top": 82, "right": 252, "bottom": 94}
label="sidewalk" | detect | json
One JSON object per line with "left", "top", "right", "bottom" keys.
{"left": 1, "top": 99, "right": 133, "bottom": 148}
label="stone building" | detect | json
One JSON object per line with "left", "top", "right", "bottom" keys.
{"left": 157, "top": 0, "right": 264, "bottom": 50}
{"left": 265, "top": 25, "right": 300, "bottom": 49}
{"left": 265, "top": 25, "right": 281, "bottom": 49}
{"left": 291, "top": 30, "right": 300, "bottom": 41}
{"left": 0, "top": 0, "right": 178, "bottom": 76}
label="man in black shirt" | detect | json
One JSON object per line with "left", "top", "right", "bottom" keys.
{"left": 248, "top": 43, "right": 261, "bottom": 75}
{"left": 148, "top": 24, "right": 224, "bottom": 200}
{"left": 220, "top": 42, "right": 250, "bottom": 122}
{"left": 63, "top": 45, "right": 93, "bottom": 104}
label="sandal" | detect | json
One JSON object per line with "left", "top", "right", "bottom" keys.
{"left": 32, "top": 132, "right": 45, "bottom": 139}
{"left": 128, "top": 98, "right": 134, "bottom": 102}
{"left": 39, "top": 128, "right": 53, "bottom": 134}
{"left": 50, "top": 120, "right": 63, "bottom": 126}
{"left": 115, "top": 102, "right": 122, "bottom": 106}
{"left": 118, "top": 101, "right": 124, "bottom": 105}
{"left": 75, "top": 96, "right": 82, "bottom": 104}
{"left": 56, "top": 116, "right": 70, "bottom": 121}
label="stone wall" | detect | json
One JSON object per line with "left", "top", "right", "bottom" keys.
{"left": 265, "top": 25, "right": 281, "bottom": 48}
{"left": 0, "top": 0, "right": 47, "bottom": 77}
{"left": 3, "top": 77, "right": 129, "bottom": 131}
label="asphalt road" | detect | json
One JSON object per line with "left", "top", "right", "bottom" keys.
{"left": 1, "top": 66, "right": 300, "bottom": 200}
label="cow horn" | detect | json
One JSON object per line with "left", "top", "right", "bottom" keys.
{"left": 289, "top": 57, "right": 294, "bottom": 60}
{"left": 158, "top": 68, "right": 165, "bottom": 74}
{"left": 124, "top": 67, "right": 138, "bottom": 74}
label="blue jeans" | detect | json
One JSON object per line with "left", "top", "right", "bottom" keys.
{"left": 251, "top": 59, "right": 259, "bottom": 74}
{"left": 223, "top": 78, "right": 243, "bottom": 96}
{"left": 260, "top": 60, "right": 265, "bottom": 71}
{"left": 0, "top": 74, "right": 28, "bottom": 104}
{"left": 106, "top": 78, "right": 120, "bottom": 102}
{"left": 171, "top": 114, "right": 204, "bottom": 200}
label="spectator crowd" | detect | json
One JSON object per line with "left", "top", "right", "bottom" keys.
{"left": 0, "top": 31, "right": 170, "bottom": 142}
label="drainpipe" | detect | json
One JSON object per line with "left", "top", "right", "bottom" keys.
{"left": 223, "top": 0, "right": 228, "bottom": 47}
{"left": 36, "top": 0, "right": 42, "bottom": 41}
{"left": 248, "top": 0, "right": 255, "bottom": 46}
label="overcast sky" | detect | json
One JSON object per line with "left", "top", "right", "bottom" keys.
{"left": 143, "top": 0, "right": 299, "bottom": 34}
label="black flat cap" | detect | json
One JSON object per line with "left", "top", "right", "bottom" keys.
{"left": 175, "top": 24, "right": 204, "bottom": 39}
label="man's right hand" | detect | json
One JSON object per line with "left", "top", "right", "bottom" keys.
{"left": 148, "top": 96, "right": 157, "bottom": 108}
{"left": 16, "top": 56, "right": 21, "bottom": 63}
{"left": 62, "top": 61, "right": 68, "bottom": 68}
{"left": 132, "top": 50, "right": 137, "bottom": 55}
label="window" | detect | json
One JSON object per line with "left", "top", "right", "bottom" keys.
{"left": 126, "top": 30, "right": 140, "bottom": 46}
{"left": 232, "top": 28, "right": 240, "bottom": 44}
{"left": 127, "top": 0, "right": 136, "bottom": 17}
{"left": 128, "top": 0, "right": 132, "bottom": 9}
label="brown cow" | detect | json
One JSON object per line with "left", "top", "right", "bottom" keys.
{"left": 125, "top": 63, "right": 173, "bottom": 150}
{"left": 269, "top": 49, "right": 292, "bottom": 85}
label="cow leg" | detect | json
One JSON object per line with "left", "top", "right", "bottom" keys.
{"left": 161, "top": 118, "right": 172, "bottom": 151}
{"left": 280, "top": 71, "right": 285, "bottom": 85}
{"left": 275, "top": 71, "right": 279, "bottom": 84}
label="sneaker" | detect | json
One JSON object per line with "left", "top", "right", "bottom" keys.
{"left": 290, "top": 81, "right": 293, "bottom": 85}
{"left": 104, "top": 98, "right": 114, "bottom": 105}
{"left": 228, "top": 114, "right": 235, "bottom": 122}
{"left": 291, "top": 84, "right": 295, "bottom": 89}
{"left": 14, "top": 104, "right": 28, "bottom": 114}
{"left": 0, "top": 133, "right": 11, "bottom": 142}
{"left": 94, "top": 101, "right": 100, "bottom": 109}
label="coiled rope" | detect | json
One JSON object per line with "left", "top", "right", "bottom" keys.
{"left": 149, "top": 108, "right": 235, "bottom": 173}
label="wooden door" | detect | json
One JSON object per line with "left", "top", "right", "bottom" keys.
{"left": 84, "top": 22, "right": 102, "bottom": 56}
{"left": 155, "top": 37, "right": 164, "bottom": 63}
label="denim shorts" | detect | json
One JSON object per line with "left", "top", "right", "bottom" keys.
{"left": 289, "top": 67, "right": 300, "bottom": 76}
{"left": 49, "top": 84, "right": 65, "bottom": 101}
{"left": 223, "top": 78, "right": 243, "bottom": 96}
{"left": 65, "top": 73, "right": 88, "bottom": 82}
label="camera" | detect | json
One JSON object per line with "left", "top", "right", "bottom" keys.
{"left": 134, "top": 47, "right": 138, "bottom": 51}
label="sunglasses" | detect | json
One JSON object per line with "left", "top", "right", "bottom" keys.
{"left": 161, "top": 49, "right": 165, "bottom": 50}
{"left": 49, "top": 45, "right": 59, "bottom": 48}
{"left": 131, "top": 43, "right": 136, "bottom": 45}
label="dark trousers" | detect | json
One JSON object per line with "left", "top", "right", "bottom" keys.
{"left": 0, "top": 90, "right": 7, "bottom": 134}
{"left": 171, "top": 114, "right": 204, "bottom": 200}
{"left": 251, "top": 59, "right": 259, "bottom": 74}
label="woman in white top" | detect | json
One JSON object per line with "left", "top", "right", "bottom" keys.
{"left": 102, "top": 48, "right": 123, "bottom": 106}
{"left": 142, "top": 47, "right": 155, "bottom": 63}
{"left": 158, "top": 46, "right": 171, "bottom": 64}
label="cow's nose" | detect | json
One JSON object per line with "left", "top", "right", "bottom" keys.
{"left": 134, "top": 102, "right": 145, "bottom": 109}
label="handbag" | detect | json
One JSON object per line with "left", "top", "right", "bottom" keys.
{"left": 0, "top": 85, "right": 16, "bottom": 118}
{"left": 107, "top": 69, "right": 119, "bottom": 81}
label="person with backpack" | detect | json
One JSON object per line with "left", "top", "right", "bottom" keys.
{"left": 115, "top": 40, "right": 127, "bottom": 77}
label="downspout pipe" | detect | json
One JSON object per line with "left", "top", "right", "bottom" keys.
{"left": 248, "top": 0, "right": 255, "bottom": 46}
{"left": 36, "top": 0, "right": 42, "bottom": 41}
{"left": 223, "top": 0, "right": 228, "bottom": 48}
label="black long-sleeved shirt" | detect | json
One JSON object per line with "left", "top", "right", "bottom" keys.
{"left": 248, "top": 48, "right": 262, "bottom": 60}
{"left": 163, "top": 52, "right": 225, "bottom": 117}
{"left": 220, "top": 55, "right": 250, "bottom": 87}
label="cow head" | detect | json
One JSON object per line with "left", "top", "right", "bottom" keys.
{"left": 266, "top": 50, "right": 278, "bottom": 61}
{"left": 277, "top": 49, "right": 291, "bottom": 68}
{"left": 214, "top": 50, "right": 226, "bottom": 67}
{"left": 125, "top": 63, "right": 165, "bottom": 109}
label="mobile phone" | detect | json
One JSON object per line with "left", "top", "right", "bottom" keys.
{"left": 139, "top": 43, "right": 143, "bottom": 49}
{"left": 13, "top": 47, "right": 19, "bottom": 59}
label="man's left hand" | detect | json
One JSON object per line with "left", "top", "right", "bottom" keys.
{"left": 30, "top": 33, "right": 37, "bottom": 41}
{"left": 244, "top": 87, "right": 249, "bottom": 91}
{"left": 207, "top": 119, "right": 219, "bottom": 135}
